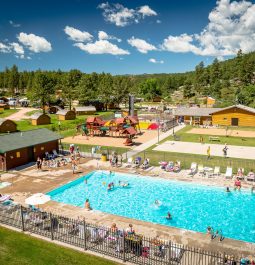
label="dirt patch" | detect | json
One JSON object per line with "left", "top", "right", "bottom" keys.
{"left": 187, "top": 128, "right": 255, "bottom": 138}
{"left": 63, "top": 130, "right": 158, "bottom": 148}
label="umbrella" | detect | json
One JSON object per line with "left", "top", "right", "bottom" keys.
{"left": 25, "top": 193, "right": 50, "bottom": 206}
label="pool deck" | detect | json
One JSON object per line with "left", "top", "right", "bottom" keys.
{"left": 1, "top": 158, "right": 255, "bottom": 256}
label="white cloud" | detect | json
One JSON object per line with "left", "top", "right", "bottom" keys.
{"left": 156, "top": 20, "right": 161, "bottom": 24}
{"left": 98, "top": 30, "right": 121, "bottom": 42}
{"left": 98, "top": 2, "right": 157, "bottom": 27}
{"left": 0, "top": 42, "right": 11, "bottom": 53}
{"left": 127, "top": 37, "right": 157, "bottom": 53}
{"left": 10, "top": 42, "right": 24, "bottom": 55}
{"left": 161, "top": 0, "right": 255, "bottom": 57}
{"left": 9, "top": 20, "right": 21, "bottom": 27}
{"left": 149, "top": 58, "right": 164, "bottom": 64}
{"left": 161, "top": 34, "right": 201, "bottom": 54}
{"left": 74, "top": 40, "right": 129, "bottom": 55}
{"left": 18, "top": 33, "right": 52, "bottom": 53}
{"left": 138, "top": 5, "right": 157, "bottom": 17}
{"left": 64, "top": 26, "right": 93, "bottom": 42}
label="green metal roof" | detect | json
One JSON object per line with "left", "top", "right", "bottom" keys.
{"left": 0, "top": 128, "right": 62, "bottom": 153}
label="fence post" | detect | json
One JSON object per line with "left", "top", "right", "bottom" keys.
{"left": 122, "top": 229, "right": 126, "bottom": 262}
{"left": 20, "top": 205, "right": 25, "bottom": 231}
{"left": 50, "top": 213, "right": 54, "bottom": 240}
{"left": 168, "top": 240, "right": 172, "bottom": 265}
{"left": 83, "top": 219, "right": 87, "bottom": 250}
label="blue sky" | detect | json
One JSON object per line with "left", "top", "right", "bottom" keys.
{"left": 1, "top": 0, "right": 255, "bottom": 74}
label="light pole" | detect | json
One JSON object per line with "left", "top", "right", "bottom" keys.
{"left": 172, "top": 108, "right": 175, "bottom": 137}
{"left": 172, "top": 118, "right": 175, "bottom": 136}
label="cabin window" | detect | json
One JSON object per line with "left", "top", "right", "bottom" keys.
{"left": 223, "top": 117, "right": 227, "bottom": 120}
{"left": 16, "top": 152, "right": 20, "bottom": 158}
{"left": 41, "top": 146, "right": 44, "bottom": 150}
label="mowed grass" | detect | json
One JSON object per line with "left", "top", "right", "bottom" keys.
{"left": 0, "top": 226, "right": 119, "bottom": 265}
{"left": 15, "top": 111, "right": 114, "bottom": 137}
{"left": 137, "top": 149, "right": 255, "bottom": 174}
{"left": 164, "top": 126, "right": 255, "bottom": 147}
{"left": 0, "top": 108, "right": 18, "bottom": 118}
{"left": 61, "top": 142, "right": 129, "bottom": 155}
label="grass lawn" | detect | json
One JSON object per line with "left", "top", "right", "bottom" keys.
{"left": 164, "top": 126, "right": 255, "bottom": 147}
{"left": 61, "top": 142, "right": 129, "bottom": 155}
{"left": 15, "top": 111, "right": 114, "bottom": 137}
{"left": 137, "top": 149, "right": 255, "bottom": 174}
{"left": 0, "top": 226, "right": 118, "bottom": 265}
{"left": 0, "top": 109, "right": 18, "bottom": 118}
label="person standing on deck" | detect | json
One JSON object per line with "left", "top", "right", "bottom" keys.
{"left": 207, "top": 146, "right": 211, "bottom": 160}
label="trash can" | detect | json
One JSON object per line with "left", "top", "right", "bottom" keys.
{"left": 101, "top": 154, "right": 107, "bottom": 161}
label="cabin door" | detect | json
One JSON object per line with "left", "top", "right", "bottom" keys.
{"left": 28, "top": 147, "right": 35, "bottom": 161}
{"left": 231, "top": 118, "right": 239, "bottom": 126}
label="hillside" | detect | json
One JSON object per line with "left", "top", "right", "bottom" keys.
{"left": 0, "top": 50, "right": 255, "bottom": 108}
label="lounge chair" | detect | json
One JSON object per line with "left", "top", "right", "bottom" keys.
{"left": 53, "top": 149, "right": 63, "bottom": 158}
{"left": 165, "top": 161, "right": 174, "bottom": 172}
{"left": 132, "top": 157, "right": 141, "bottom": 168}
{"left": 246, "top": 171, "right": 255, "bottom": 182}
{"left": 126, "top": 157, "right": 133, "bottom": 168}
{"left": 225, "top": 167, "right": 233, "bottom": 179}
{"left": 173, "top": 161, "right": 181, "bottom": 172}
{"left": 169, "top": 247, "right": 185, "bottom": 264}
{"left": 0, "top": 194, "right": 11, "bottom": 202}
{"left": 234, "top": 168, "right": 245, "bottom": 180}
{"left": 189, "top": 162, "right": 197, "bottom": 175}
{"left": 198, "top": 164, "right": 204, "bottom": 176}
{"left": 141, "top": 158, "right": 150, "bottom": 169}
{"left": 45, "top": 152, "right": 53, "bottom": 160}
{"left": 213, "top": 166, "right": 220, "bottom": 176}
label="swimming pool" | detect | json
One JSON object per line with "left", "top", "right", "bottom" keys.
{"left": 48, "top": 170, "right": 255, "bottom": 243}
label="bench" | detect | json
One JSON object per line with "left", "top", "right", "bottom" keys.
{"left": 209, "top": 136, "right": 220, "bottom": 142}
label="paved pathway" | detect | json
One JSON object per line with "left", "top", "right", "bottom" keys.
{"left": 7, "top": 107, "right": 37, "bottom": 121}
{"left": 153, "top": 141, "right": 255, "bottom": 160}
{"left": 125, "top": 124, "right": 185, "bottom": 159}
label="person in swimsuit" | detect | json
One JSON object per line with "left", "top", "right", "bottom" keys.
{"left": 84, "top": 199, "right": 92, "bottom": 210}
{"left": 234, "top": 177, "right": 241, "bottom": 190}
{"left": 166, "top": 211, "right": 172, "bottom": 220}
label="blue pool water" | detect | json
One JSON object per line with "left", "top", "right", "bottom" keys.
{"left": 48, "top": 170, "right": 255, "bottom": 243}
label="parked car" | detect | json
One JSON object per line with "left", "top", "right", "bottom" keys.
{"left": 8, "top": 99, "right": 17, "bottom": 106}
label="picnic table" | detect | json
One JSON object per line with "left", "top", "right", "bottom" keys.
{"left": 209, "top": 136, "right": 220, "bottom": 142}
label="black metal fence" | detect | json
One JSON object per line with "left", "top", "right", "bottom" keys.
{"left": 0, "top": 203, "right": 244, "bottom": 265}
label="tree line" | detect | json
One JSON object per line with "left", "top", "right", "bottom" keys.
{"left": 0, "top": 49, "right": 255, "bottom": 108}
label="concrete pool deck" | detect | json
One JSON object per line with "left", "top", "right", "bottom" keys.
{"left": 153, "top": 141, "right": 255, "bottom": 160}
{"left": 1, "top": 158, "right": 255, "bottom": 256}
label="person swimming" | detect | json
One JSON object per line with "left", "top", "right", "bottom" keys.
{"left": 166, "top": 211, "right": 172, "bottom": 220}
{"left": 118, "top": 180, "right": 129, "bottom": 187}
{"left": 107, "top": 182, "right": 114, "bottom": 191}
{"left": 226, "top": 187, "right": 230, "bottom": 192}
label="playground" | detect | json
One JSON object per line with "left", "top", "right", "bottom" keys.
{"left": 63, "top": 115, "right": 160, "bottom": 148}
{"left": 63, "top": 129, "right": 158, "bottom": 148}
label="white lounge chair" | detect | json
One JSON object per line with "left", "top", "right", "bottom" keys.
{"left": 53, "top": 149, "right": 63, "bottom": 158}
{"left": 189, "top": 162, "right": 197, "bottom": 175}
{"left": 225, "top": 167, "right": 233, "bottom": 179}
{"left": 126, "top": 157, "right": 133, "bottom": 168}
{"left": 213, "top": 166, "right": 220, "bottom": 176}
{"left": 198, "top": 164, "right": 204, "bottom": 176}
